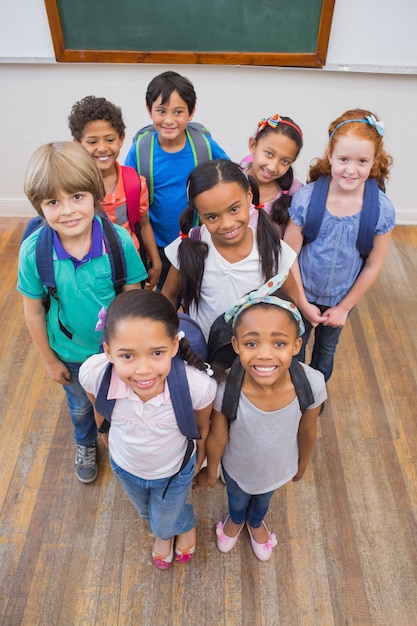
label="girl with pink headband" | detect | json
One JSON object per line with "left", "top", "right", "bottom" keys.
{"left": 240, "top": 114, "right": 304, "bottom": 237}
{"left": 284, "top": 108, "right": 395, "bottom": 385}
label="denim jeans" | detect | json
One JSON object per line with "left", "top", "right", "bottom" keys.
{"left": 222, "top": 466, "right": 274, "bottom": 529}
{"left": 110, "top": 454, "right": 196, "bottom": 540}
{"left": 298, "top": 305, "right": 344, "bottom": 382}
{"left": 62, "top": 361, "right": 96, "bottom": 446}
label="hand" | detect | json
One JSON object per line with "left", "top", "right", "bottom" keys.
{"left": 192, "top": 467, "right": 217, "bottom": 490}
{"left": 46, "top": 359, "right": 71, "bottom": 385}
{"left": 292, "top": 467, "right": 306, "bottom": 482}
{"left": 301, "top": 302, "right": 327, "bottom": 328}
{"left": 144, "top": 265, "right": 162, "bottom": 291}
{"left": 321, "top": 305, "right": 349, "bottom": 328}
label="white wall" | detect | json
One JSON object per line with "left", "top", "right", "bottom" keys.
{"left": 1, "top": 0, "right": 416, "bottom": 223}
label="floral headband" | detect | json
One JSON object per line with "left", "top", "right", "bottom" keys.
{"left": 224, "top": 270, "right": 305, "bottom": 335}
{"left": 329, "top": 114, "right": 385, "bottom": 141}
{"left": 257, "top": 114, "right": 303, "bottom": 139}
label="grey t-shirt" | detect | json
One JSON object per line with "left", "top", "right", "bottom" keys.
{"left": 214, "top": 363, "right": 326, "bottom": 494}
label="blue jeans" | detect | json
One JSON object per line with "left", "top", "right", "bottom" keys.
{"left": 222, "top": 466, "right": 274, "bottom": 529}
{"left": 110, "top": 454, "right": 196, "bottom": 540}
{"left": 63, "top": 361, "right": 96, "bottom": 446}
{"left": 298, "top": 305, "right": 344, "bottom": 382}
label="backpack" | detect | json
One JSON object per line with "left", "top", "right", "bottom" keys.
{"left": 20, "top": 215, "right": 127, "bottom": 340}
{"left": 207, "top": 312, "right": 314, "bottom": 421}
{"left": 302, "top": 175, "right": 380, "bottom": 259}
{"left": 94, "top": 312, "right": 206, "bottom": 498}
{"left": 132, "top": 122, "right": 213, "bottom": 204}
{"left": 120, "top": 165, "right": 148, "bottom": 271}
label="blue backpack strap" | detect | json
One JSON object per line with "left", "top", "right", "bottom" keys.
{"left": 167, "top": 354, "right": 201, "bottom": 440}
{"left": 100, "top": 215, "right": 126, "bottom": 295}
{"left": 20, "top": 215, "right": 46, "bottom": 244}
{"left": 302, "top": 175, "right": 330, "bottom": 245}
{"left": 35, "top": 224, "right": 73, "bottom": 340}
{"left": 94, "top": 362, "right": 115, "bottom": 433}
{"left": 357, "top": 178, "right": 380, "bottom": 258}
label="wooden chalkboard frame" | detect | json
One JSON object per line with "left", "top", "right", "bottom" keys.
{"left": 44, "top": 0, "right": 335, "bottom": 67}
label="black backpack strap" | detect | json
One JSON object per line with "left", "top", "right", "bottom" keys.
{"left": 357, "top": 178, "right": 380, "bottom": 259}
{"left": 302, "top": 175, "right": 330, "bottom": 245}
{"left": 35, "top": 225, "right": 73, "bottom": 339}
{"left": 162, "top": 437, "right": 195, "bottom": 499}
{"left": 101, "top": 216, "right": 126, "bottom": 295}
{"left": 221, "top": 357, "right": 245, "bottom": 422}
{"left": 167, "top": 354, "right": 201, "bottom": 440}
{"left": 94, "top": 362, "right": 115, "bottom": 433}
{"left": 289, "top": 358, "right": 315, "bottom": 413}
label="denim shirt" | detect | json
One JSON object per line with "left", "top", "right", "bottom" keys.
{"left": 289, "top": 182, "right": 396, "bottom": 307}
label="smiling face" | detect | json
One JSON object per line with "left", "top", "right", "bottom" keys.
{"left": 40, "top": 190, "right": 95, "bottom": 242}
{"left": 232, "top": 306, "right": 302, "bottom": 391}
{"left": 328, "top": 133, "right": 375, "bottom": 193}
{"left": 103, "top": 317, "right": 179, "bottom": 402}
{"left": 79, "top": 119, "right": 124, "bottom": 177}
{"left": 248, "top": 131, "right": 299, "bottom": 187}
{"left": 195, "top": 181, "right": 253, "bottom": 252}
{"left": 147, "top": 90, "right": 194, "bottom": 150}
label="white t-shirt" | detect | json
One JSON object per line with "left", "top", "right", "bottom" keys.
{"left": 79, "top": 353, "right": 217, "bottom": 480}
{"left": 165, "top": 225, "right": 296, "bottom": 340}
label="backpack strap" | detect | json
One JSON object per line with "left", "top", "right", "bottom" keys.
{"left": 302, "top": 175, "right": 330, "bottom": 245}
{"left": 357, "top": 178, "right": 380, "bottom": 259}
{"left": 185, "top": 125, "right": 212, "bottom": 166}
{"left": 120, "top": 165, "right": 148, "bottom": 272}
{"left": 167, "top": 354, "right": 201, "bottom": 440}
{"left": 222, "top": 356, "right": 315, "bottom": 422}
{"left": 303, "top": 175, "right": 380, "bottom": 259}
{"left": 101, "top": 215, "right": 127, "bottom": 295}
{"left": 35, "top": 224, "right": 73, "bottom": 339}
{"left": 288, "top": 358, "right": 315, "bottom": 413}
{"left": 134, "top": 123, "right": 212, "bottom": 205}
{"left": 94, "top": 361, "right": 114, "bottom": 433}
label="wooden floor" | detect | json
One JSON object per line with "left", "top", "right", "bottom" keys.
{"left": 1, "top": 218, "right": 417, "bottom": 626}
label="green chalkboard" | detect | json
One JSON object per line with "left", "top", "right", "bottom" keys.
{"left": 45, "top": 0, "right": 335, "bottom": 67}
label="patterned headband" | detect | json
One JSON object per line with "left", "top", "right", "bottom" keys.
{"left": 329, "top": 114, "right": 385, "bottom": 141}
{"left": 224, "top": 270, "right": 305, "bottom": 335}
{"left": 257, "top": 114, "right": 303, "bottom": 139}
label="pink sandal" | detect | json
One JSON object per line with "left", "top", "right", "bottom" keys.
{"left": 175, "top": 527, "right": 196, "bottom": 563}
{"left": 216, "top": 516, "right": 245, "bottom": 553}
{"left": 246, "top": 522, "right": 277, "bottom": 561}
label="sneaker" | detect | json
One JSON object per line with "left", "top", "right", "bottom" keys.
{"left": 75, "top": 444, "right": 98, "bottom": 483}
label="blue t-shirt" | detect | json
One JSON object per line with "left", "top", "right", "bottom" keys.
{"left": 289, "top": 182, "right": 396, "bottom": 307}
{"left": 125, "top": 130, "right": 229, "bottom": 247}
{"left": 18, "top": 217, "right": 147, "bottom": 363}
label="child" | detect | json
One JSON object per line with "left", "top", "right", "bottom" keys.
{"left": 240, "top": 114, "right": 304, "bottom": 237}
{"left": 124, "top": 71, "right": 230, "bottom": 288}
{"left": 68, "top": 95, "right": 162, "bottom": 290}
{"left": 18, "top": 142, "right": 147, "bottom": 483}
{"left": 79, "top": 290, "right": 216, "bottom": 569}
{"left": 162, "top": 159, "right": 298, "bottom": 340}
{"left": 194, "top": 272, "right": 326, "bottom": 561}
{"left": 284, "top": 108, "right": 395, "bottom": 382}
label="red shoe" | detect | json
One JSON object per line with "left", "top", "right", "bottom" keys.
{"left": 152, "top": 537, "right": 174, "bottom": 570}
{"left": 175, "top": 527, "right": 196, "bottom": 563}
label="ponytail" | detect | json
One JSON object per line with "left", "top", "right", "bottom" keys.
{"left": 249, "top": 175, "right": 282, "bottom": 281}
{"left": 177, "top": 206, "right": 209, "bottom": 313}
{"left": 269, "top": 167, "right": 294, "bottom": 234}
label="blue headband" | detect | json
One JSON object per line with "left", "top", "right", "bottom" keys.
{"left": 329, "top": 114, "right": 385, "bottom": 141}
{"left": 224, "top": 270, "right": 305, "bottom": 335}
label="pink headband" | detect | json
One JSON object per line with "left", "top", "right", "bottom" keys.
{"left": 257, "top": 114, "right": 303, "bottom": 139}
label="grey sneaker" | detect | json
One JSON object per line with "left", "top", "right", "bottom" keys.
{"left": 75, "top": 444, "right": 98, "bottom": 483}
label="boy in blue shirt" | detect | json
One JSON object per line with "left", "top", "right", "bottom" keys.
{"left": 125, "top": 70, "right": 230, "bottom": 289}
{"left": 18, "top": 142, "right": 146, "bottom": 483}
